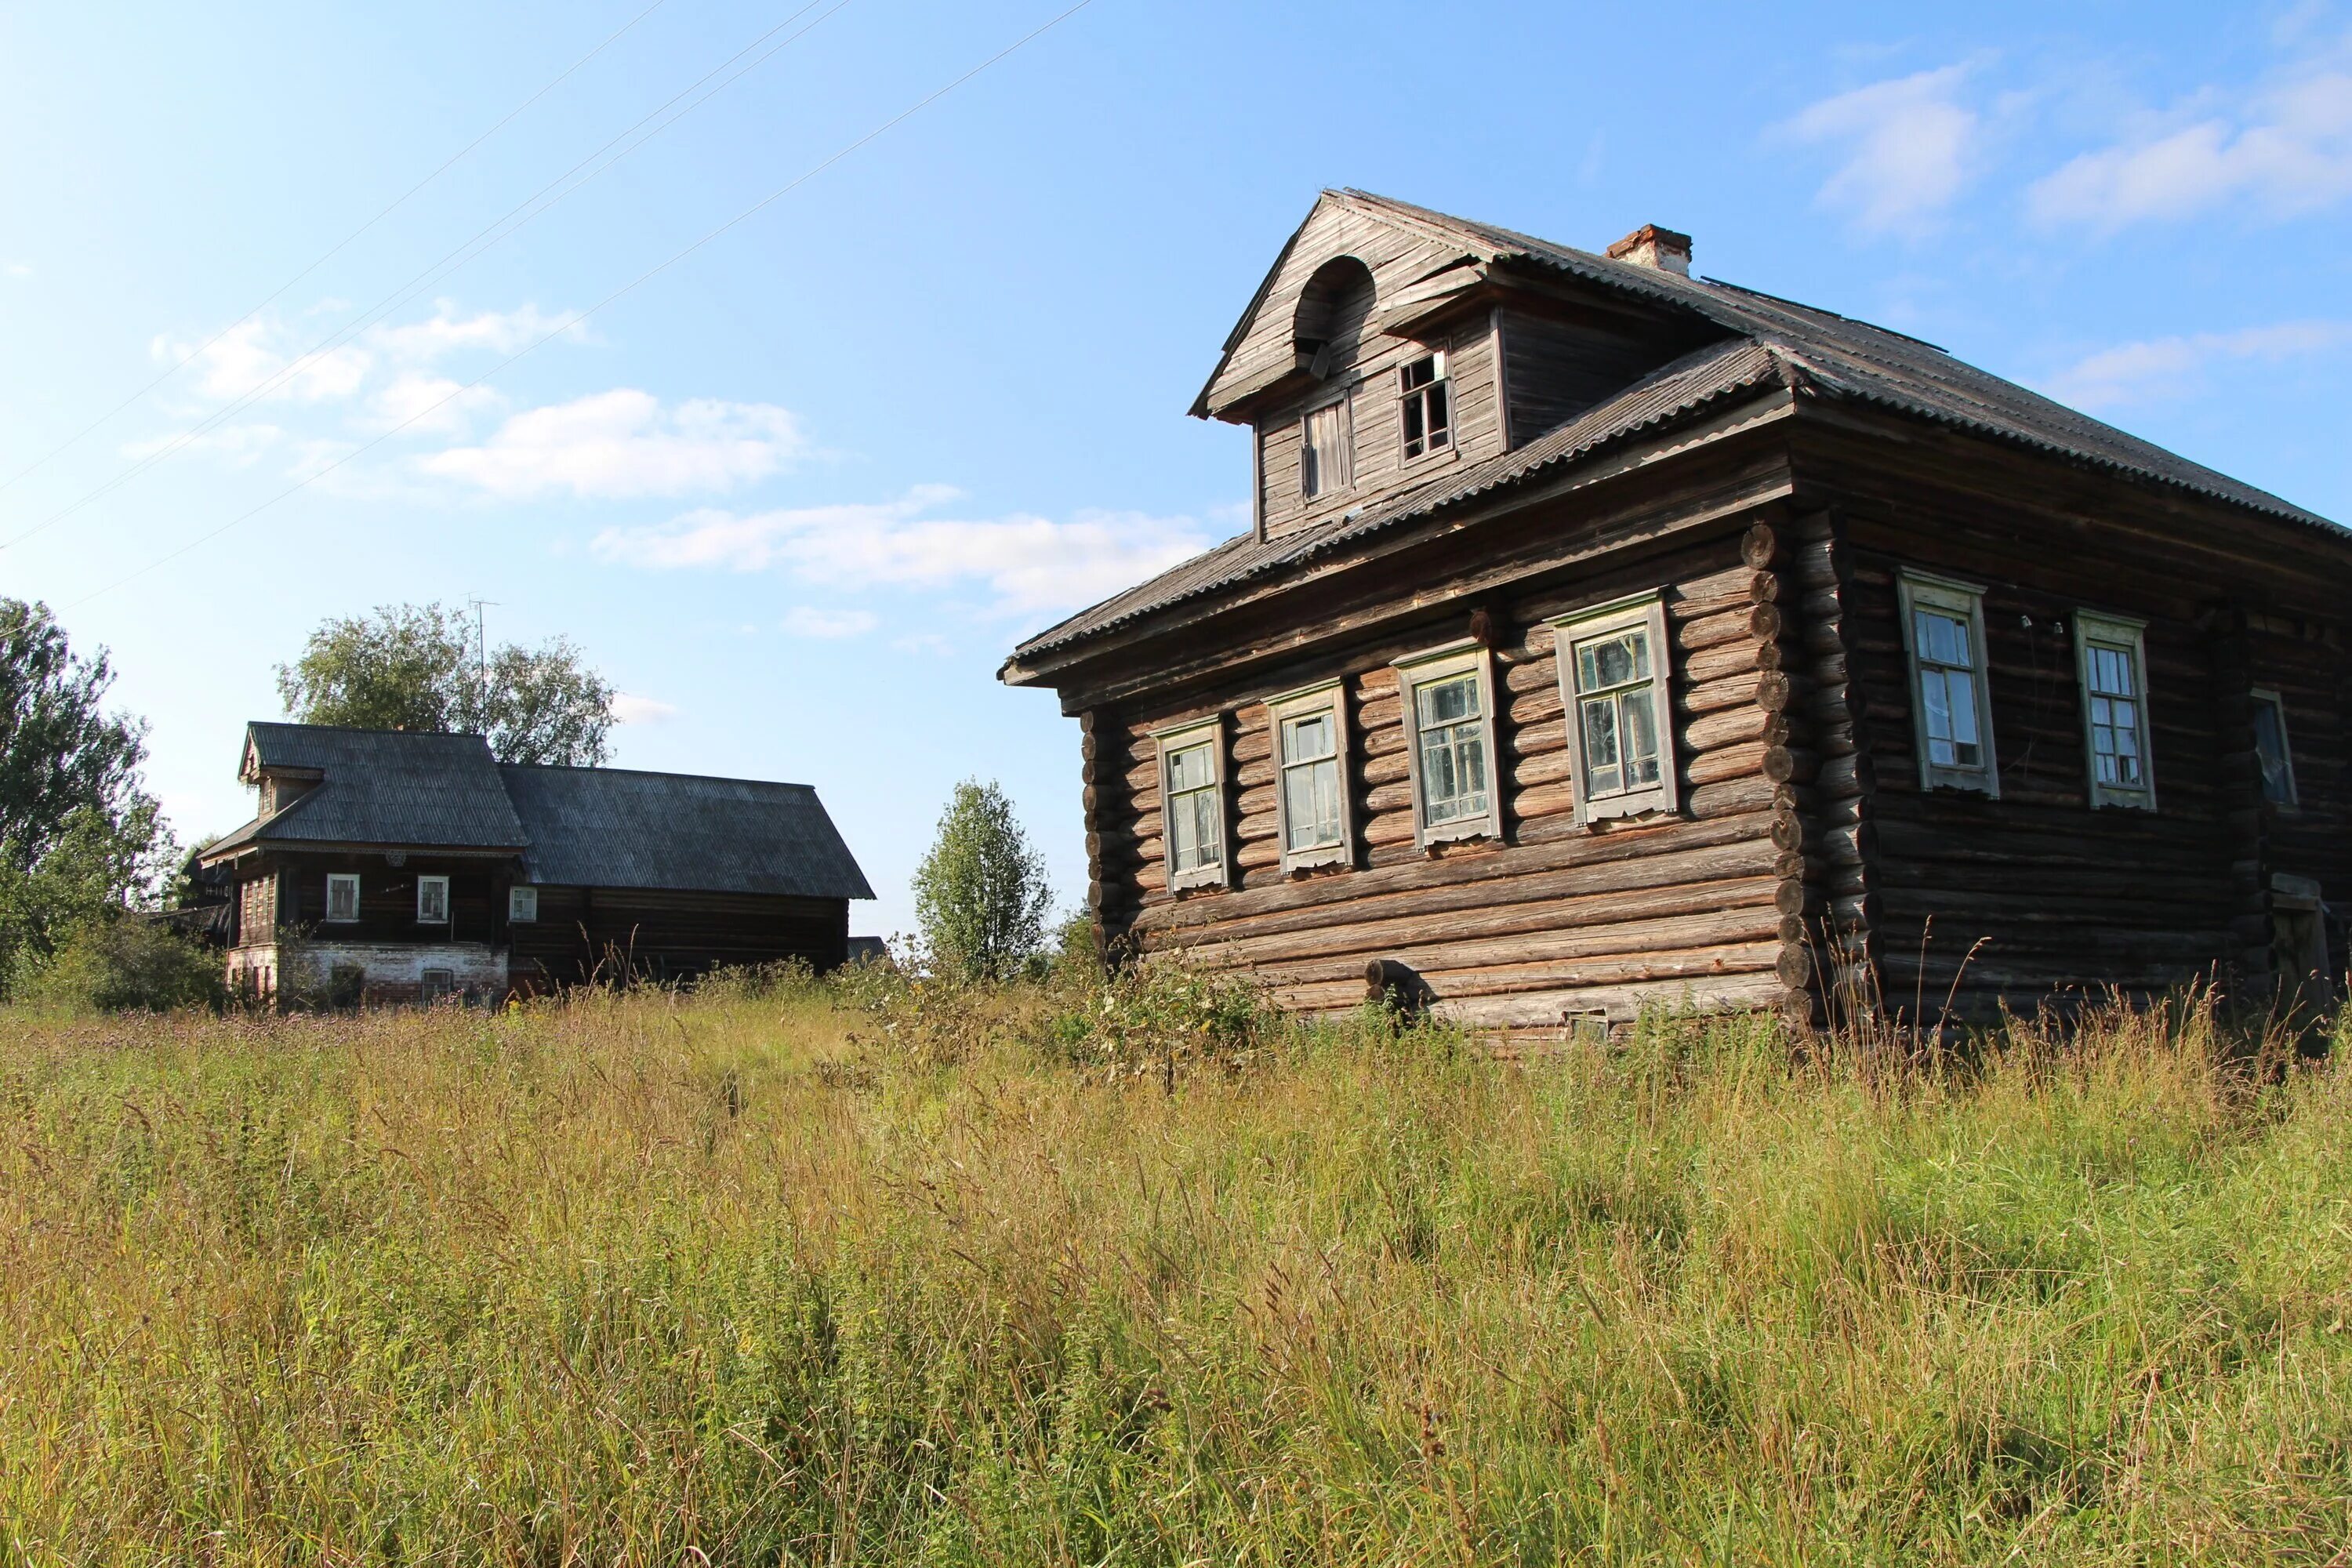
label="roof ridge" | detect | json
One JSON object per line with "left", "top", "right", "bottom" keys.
{"left": 499, "top": 760, "right": 817, "bottom": 789}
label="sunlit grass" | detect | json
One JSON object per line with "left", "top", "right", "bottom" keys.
{"left": 3, "top": 980, "right": 2350, "bottom": 1564}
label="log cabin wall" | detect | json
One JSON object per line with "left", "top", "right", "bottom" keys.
{"left": 269, "top": 855, "right": 503, "bottom": 945}
{"left": 1800, "top": 425, "right": 2352, "bottom": 1020}
{"left": 509, "top": 887, "right": 849, "bottom": 985}
{"left": 1086, "top": 521, "right": 1818, "bottom": 1029}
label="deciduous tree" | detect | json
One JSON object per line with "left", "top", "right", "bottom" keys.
{"left": 911, "top": 779, "right": 1053, "bottom": 982}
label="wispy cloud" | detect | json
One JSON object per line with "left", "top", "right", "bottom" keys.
{"left": 591, "top": 486, "right": 1213, "bottom": 616}
{"left": 2045, "top": 319, "right": 2352, "bottom": 408}
{"left": 4, "top": 261, "right": 32, "bottom": 279}
{"left": 2027, "top": 45, "right": 2352, "bottom": 229}
{"left": 781, "top": 606, "right": 878, "bottom": 638}
{"left": 419, "top": 390, "right": 804, "bottom": 499}
{"left": 1778, "top": 64, "right": 1984, "bottom": 235}
{"left": 612, "top": 692, "right": 678, "bottom": 724}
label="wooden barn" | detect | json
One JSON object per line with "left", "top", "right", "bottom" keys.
{"left": 198, "top": 722, "right": 873, "bottom": 1004}
{"left": 1000, "top": 190, "right": 2350, "bottom": 1030}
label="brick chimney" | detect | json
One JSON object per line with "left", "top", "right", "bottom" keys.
{"left": 1606, "top": 224, "right": 1692, "bottom": 276}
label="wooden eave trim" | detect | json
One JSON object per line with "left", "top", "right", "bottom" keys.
{"left": 1018, "top": 392, "right": 1799, "bottom": 708}
{"left": 1784, "top": 396, "right": 2352, "bottom": 583}
{"left": 199, "top": 840, "right": 528, "bottom": 865}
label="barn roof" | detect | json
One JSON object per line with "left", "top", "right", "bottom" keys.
{"left": 499, "top": 764, "right": 875, "bottom": 900}
{"left": 1011, "top": 190, "right": 2339, "bottom": 669}
{"left": 203, "top": 723, "right": 873, "bottom": 901}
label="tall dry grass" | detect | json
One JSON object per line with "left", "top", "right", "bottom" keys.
{"left": 3, "top": 976, "right": 2350, "bottom": 1565}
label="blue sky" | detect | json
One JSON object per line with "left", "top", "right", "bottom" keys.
{"left": 2, "top": 1, "right": 2347, "bottom": 936}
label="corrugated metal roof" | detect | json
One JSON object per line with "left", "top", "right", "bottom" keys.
{"left": 235, "top": 724, "right": 526, "bottom": 847}
{"left": 1013, "top": 338, "right": 1789, "bottom": 659}
{"left": 500, "top": 764, "right": 875, "bottom": 900}
{"left": 1011, "top": 191, "right": 2342, "bottom": 670}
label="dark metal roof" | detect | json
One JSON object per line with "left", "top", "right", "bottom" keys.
{"left": 500, "top": 764, "right": 875, "bottom": 900}
{"left": 1013, "top": 338, "right": 1790, "bottom": 659}
{"left": 230, "top": 724, "right": 526, "bottom": 848}
{"left": 1014, "top": 190, "right": 2341, "bottom": 670}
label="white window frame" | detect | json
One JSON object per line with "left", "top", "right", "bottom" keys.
{"left": 1299, "top": 389, "right": 1354, "bottom": 501}
{"left": 508, "top": 885, "right": 539, "bottom": 924}
{"left": 1397, "top": 345, "right": 1451, "bottom": 464}
{"left": 325, "top": 873, "right": 360, "bottom": 924}
{"left": 1552, "top": 592, "right": 1678, "bottom": 826}
{"left": 1897, "top": 568, "right": 2000, "bottom": 797}
{"left": 419, "top": 967, "right": 456, "bottom": 1004}
{"left": 1393, "top": 641, "right": 1502, "bottom": 847}
{"left": 2073, "top": 610, "right": 2155, "bottom": 811}
{"left": 416, "top": 874, "right": 451, "bottom": 925}
{"left": 1267, "top": 681, "right": 1352, "bottom": 873}
{"left": 2251, "top": 688, "right": 2299, "bottom": 810}
{"left": 1153, "top": 716, "right": 1230, "bottom": 892}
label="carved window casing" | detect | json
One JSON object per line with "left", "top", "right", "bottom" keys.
{"left": 1898, "top": 570, "right": 2000, "bottom": 796}
{"left": 2073, "top": 610, "right": 2154, "bottom": 810}
{"left": 1153, "top": 716, "right": 1230, "bottom": 891}
{"left": 1552, "top": 593, "right": 1677, "bottom": 826}
{"left": 1267, "top": 681, "right": 1351, "bottom": 873}
{"left": 1394, "top": 642, "right": 1501, "bottom": 847}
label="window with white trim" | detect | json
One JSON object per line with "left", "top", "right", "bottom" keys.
{"left": 416, "top": 874, "right": 451, "bottom": 924}
{"left": 325, "top": 873, "right": 360, "bottom": 924}
{"left": 1394, "top": 642, "right": 1500, "bottom": 845}
{"left": 1553, "top": 593, "right": 1676, "bottom": 825}
{"left": 1155, "top": 717, "right": 1229, "bottom": 891}
{"left": 1301, "top": 396, "right": 1352, "bottom": 499}
{"left": 1399, "top": 350, "right": 1450, "bottom": 461}
{"left": 1268, "top": 682, "right": 1350, "bottom": 872}
{"left": 2252, "top": 688, "right": 2299, "bottom": 808}
{"left": 1898, "top": 571, "right": 1999, "bottom": 795}
{"left": 419, "top": 967, "right": 456, "bottom": 1004}
{"left": 508, "top": 885, "right": 539, "bottom": 923}
{"left": 2074, "top": 611, "right": 2154, "bottom": 809}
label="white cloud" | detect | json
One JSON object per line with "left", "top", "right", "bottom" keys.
{"left": 2028, "top": 54, "right": 2352, "bottom": 228}
{"left": 781, "top": 606, "right": 878, "bottom": 638}
{"left": 419, "top": 390, "right": 805, "bottom": 499}
{"left": 2045, "top": 319, "right": 2352, "bottom": 408}
{"left": 1780, "top": 64, "right": 1983, "bottom": 234}
{"left": 367, "top": 300, "right": 586, "bottom": 363}
{"left": 155, "top": 317, "right": 373, "bottom": 405}
{"left": 4, "top": 261, "right": 31, "bottom": 279}
{"left": 612, "top": 693, "right": 677, "bottom": 724}
{"left": 362, "top": 371, "right": 507, "bottom": 436}
{"left": 590, "top": 486, "right": 1215, "bottom": 616}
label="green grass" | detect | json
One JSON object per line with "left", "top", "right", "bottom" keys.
{"left": 4, "top": 979, "right": 2352, "bottom": 1564}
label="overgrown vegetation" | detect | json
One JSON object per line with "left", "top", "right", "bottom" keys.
{"left": 4, "top": 970, "right": 2351, "bottom": 1563}
{"left": 909, "top": 776, "right": 1054, "bottom": 980}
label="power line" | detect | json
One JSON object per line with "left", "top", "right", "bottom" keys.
{"left": 62, "top": 0, "right": 1099, "bottom": 612}
{"left": 3, "top": 0, "right": 858, "bottom": 554}
{"left": 0, "top": 0, "right": 673, "bottom": 502}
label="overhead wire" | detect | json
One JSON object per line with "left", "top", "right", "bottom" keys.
{"left": 0, "top": 0, "right": 674, "bottom": 502}
{"left": 4, "top": 0, "right": 858, "bottom": 554}
{"left": 62, "top": 0, "right": 1100, "bottom": 612}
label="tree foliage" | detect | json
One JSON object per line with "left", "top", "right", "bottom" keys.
{"left": 911, "top": 779, "right": 1053, "bottom": 981}
{"left": 275, "top": 602, "right": 616, "bottom": 765}
{"left": 0, "top": 601, "right": 175, "bottom": 982}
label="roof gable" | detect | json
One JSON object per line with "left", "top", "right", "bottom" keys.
{"left": 233, "top": 723, "right": 525, "bottom": 848}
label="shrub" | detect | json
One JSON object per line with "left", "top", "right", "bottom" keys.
{"left": 1044, "top": 947, "right": 1283, "bottom": 1079}
{"left": 16, "top": 916, "right": 224, "bottom": 1013}
{"left": 910, "top": 779, "right": 1052, "bottom": 981}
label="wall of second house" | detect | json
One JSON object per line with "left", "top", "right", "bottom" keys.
{"left": 269, "top": 856, "right": 506, "bottom": 946}
{"left": 1090, "top": 522, "right": 1806, "bottom": 1030}
{"left": 507, "top": 888, "right": 850, "bottom": 986}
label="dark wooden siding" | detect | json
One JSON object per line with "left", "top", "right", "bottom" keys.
{"left": 509, "top": 887, "right": 849, "bottom": 984}
{"left": 1498, "top": 307, "right": 1722, "bottom": 450}
{"left": 272, "top": 857, "right": 506, "bottom": 946}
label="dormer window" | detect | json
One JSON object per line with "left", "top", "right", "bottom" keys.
{"left": 1399, "top": 350, "right": 1450, "bottom": 460}
{"left": 1301, "top": 396, "right": 1352, "bottom": 499}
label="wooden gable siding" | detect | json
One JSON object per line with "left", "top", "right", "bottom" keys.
{"left": 508, "top": 887, "right": 848, "bottom": 984}
{"left": 1258, "top": 314, "right": 1504, "bottom": 542}
{"left": 1085, "top": 524, "right": 1816, "bottom": 1028}
{"left": 1498, "top": 306, "right": 1721, "bottom": 452}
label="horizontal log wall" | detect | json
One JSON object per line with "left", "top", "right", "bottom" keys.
{"left": 510, "top": 888, "right": 849, "bottom": 983}
{"left": 1091, "top": 522, "right": 1807, "bottom": 1027}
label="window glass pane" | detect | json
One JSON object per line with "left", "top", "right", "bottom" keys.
{"left": 1415, "top": 673, "right": 1479, "bottom": 728}
{"left": 1403, "top": 397, "right": 1425, "bottom": 453}
{"left": 2252, "top": 698, "right": 2295, "bottom": 804}
{"left": 1944, "top": 670, "right": 1980, "bottom": 751}
{"left": 1427, "top": 382, "right": 1449, "bottom": 444}
{"left": 1581, "top": 695, "right": 1621, "bottom": 797}
{"left": 2088, "top": 644, "right": 2135, "bottom": 697}
{"left": 1621, "top": 688, "right": 1661, "bottom": 787}
{"left": 1916, "top": 608, "right": 1971, "bottom": 667}
{"left": 1167, "top": 742, "right": 1213, "bottom": 793}
{"left": 1283, "top": 757, "right": 1343, "bottom": 852}
{"left": 1282, "top": 712, "right": 1334, "bottom": 764}
{"left": 1575, "top": 629, "right": 1649, "bottom": 691}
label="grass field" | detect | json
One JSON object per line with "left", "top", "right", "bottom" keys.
{"left": 5, "top": 971, "right": 2352, "bottom": 1565}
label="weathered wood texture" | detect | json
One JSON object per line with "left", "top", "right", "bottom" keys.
{"left": 1091, "top": 525, "right": 1800, "bottom": 1025}
{"left": 510, "top": 887, "right": 850, "bottom": 984}
{"left": 1498, "top": 304, "right": 1721, "bottom": 451}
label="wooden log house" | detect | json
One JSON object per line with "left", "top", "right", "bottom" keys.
{"left": 1000, "top": 191, "right": 2350, "bottom": 1029}
{"left": 198, "top": 722, "right": 874, "bottom": 1004}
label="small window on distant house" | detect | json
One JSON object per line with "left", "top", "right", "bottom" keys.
{"left": 419, "top": 967, "right": 456, "bottom": 1004}
{"left": 1301, "top": 397, "right": 1352, "bottom": 499}
{"left": 2252, "top": 688, "right": 2299, "bottom": 808}
{"left": 325, "top": 873, "right": 360, "bottom": 924}
{"left": 1554, "top": 593, "right": 1677, "bottom": 825}
{"left": 1394, "top": 643, "right": 1500, "bottom": 846}
{"left": 2074, "top": 611, "right": 2154, "bottom": 810}
{"left": 1155, "top": 717, "right": 1229, "bottom": 891}
{"left": 416, "top": 875, "right": 451, "bottom": 924}
{"left": 1399, "top": 350, "right": 1450, "bottom": 461}
{"left": 1269, "top": 682, "right": 1350, "bottom": 872}
{"left": 508, "top": 885, "right": 539, "bottom": 923}
{"left": 1898, "top": 570, "right": 1999, "bottom": 795}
